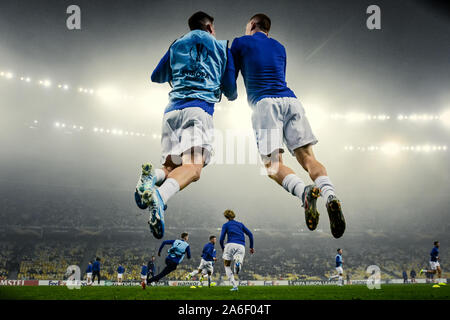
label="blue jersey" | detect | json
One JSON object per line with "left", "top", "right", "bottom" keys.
{"left": 231, "top": 32, "right": 296, "bottom": 106}
{"left": 117, "top": 266, "right": 125, "bottom": 274}
{"left": 141, "top": 265, "right": 148, "bottom": 276}
{"left": 92, "top": 261, "right": 100, "bottom": 272}
{"left": 151, "top": 30, "right": 237, "bottom": 116}
{"left": 86, "top": 264, "right": 93, "bottom": 273}
{"left": 158, "top": 239, "right": 191, "bottom": 264}
{"left": 430, "top": 247, "right": 439, "bottom": 262}
{"left": 201, "top": 242, "right": 216, "bottom": 262}
{"left": 219, "top": 220, "right": 254, "bottom": 250}
{"left": 336, "top": 254, "right": 343, "bottom": 267}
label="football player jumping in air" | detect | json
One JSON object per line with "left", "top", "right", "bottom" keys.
{"left": 134, "top": 11, "right": 237, "bottom": 239}
{"left": 230, "top": 13, "right": 345, "bottom": 238}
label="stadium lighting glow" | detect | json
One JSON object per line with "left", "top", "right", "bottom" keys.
{"left": 441, "top": 110, "right": 450, "bottom": 127}
{"left": 5, "top": 72, "right": 13, "bottom": 79}
{"left": 96, "top": 86, "right": 121, "bottom": 103}
{"left": 39, "top": 80, "right": 51, "bottom": 87}
{"left": 55, "top": 122, "right": 60, "bottom": 127}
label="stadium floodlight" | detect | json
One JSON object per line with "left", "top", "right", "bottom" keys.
{"left": 63, "top": 84, "right": 69, "bottom": 90}
{"left": 79, "top": 126, "right": 83, "bottom": 130}
{"left": 40, "top": 80, "right": 51, "bottom": 87}
{"left": 73, "top": 125, "right": 77, "bottom": 129}
{"left": 5, "top": 72, "right": 13, "bottom": 79}
{"left": 100, "top": 128, "right": 104, "bottom": 133}
{"left": 441, "top": 110, "right": 450, "bottom": 127}
{"left": 61, "top": 123, "right": 66, "bottom": 128}
{"left": 93, "top": 128, "right": 98, "bottom": 132}
{"left": 97, "top": 86, "right": 121, "bottom": 104}
{"left": 55, "top": 122, "right": 60, "bottom": 127}
{"left": 25, "top": 77, "right": 31, "bottom": 82}
{"left": 79, "top": 87, "right": 83, "bottom": 92}
{"left": 381, "top": 142, "right": 401, "bottom": 155}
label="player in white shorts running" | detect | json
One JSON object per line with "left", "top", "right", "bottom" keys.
{"left": 219, "top": 210, "right": 254, "bottom": 292}
{"left": 420, "top": 241, "right": 445, "bottom": 285}
{"left": 329, "top": 248, "right": 344, "bottom": 286}
{"left": 231, "top": 13, "right": 345, "bottom": 238}
{"left": 134, "top": 12, "right": 237, "bottom": 239}
{"left": 186, "top": 235, "right": 217, "bottom": 287}
{"left": 117, "top": 265, "right": 125, "bottom": 285}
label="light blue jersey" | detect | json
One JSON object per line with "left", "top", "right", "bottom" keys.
{"left": 158, "top": 239, "right": 191, "bottom": 264}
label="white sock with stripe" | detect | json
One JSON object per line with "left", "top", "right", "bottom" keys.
{"left": 282, "top": 174, "right": 306, "bottom": 200}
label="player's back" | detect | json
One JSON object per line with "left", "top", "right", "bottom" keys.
{"left": 231, "top": 32, "right": 295, "bottom": 105}
{"left": 222, "top": 220, "right": 247, "bottom": 245}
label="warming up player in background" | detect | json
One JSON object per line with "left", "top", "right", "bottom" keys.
{"left": 140, "top": 264, "right": 148, "bottom": 287}
{"left": 186, "top": 235, "right": 217, "bottom": 287}
{"left": 420, "top": 241, "right": 446, "bottom": 285}
{"left": 86, "top": 261, "right": 93, "bottom": 285}
{"left": 230, "top": 14, "right": 345, "bottom": 238}
{"left": 145, "top": 233, "right": 191, "bottom": 289}
{"left": 146, "top": 255, "right": 156, "bottom": 284}
{"left": 220, "top": 210, "right": 254, "bottom": 292}
{"left": 134, "top": 11, "right": 237, "bottom": 239}
{"left": 117, "top": 264, "right": 125, "bottom": 285}
{"left": 329, "top": 248, "right": 344, "bottom": 286}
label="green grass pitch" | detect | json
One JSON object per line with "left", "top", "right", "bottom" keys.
{"left": 1, "top": 284, "right": 449, "bottom": 300}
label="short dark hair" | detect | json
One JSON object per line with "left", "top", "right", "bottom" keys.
{"left": 337, "top": 248, "right": 341, "bottom": 252}
{"left": 434, "top": 241, "right": 439, "bottom": 245}
{"left": 188, "top": 11, "right": 214, "bottom": 31}
{"left": 181, "top": 232, "right": 189, "bottom": 239}
{"left": 209, "top": 235, "right": 216, "bottom": 240}
{"left": 250, "top": 13, "right": 271, "bottom": 33}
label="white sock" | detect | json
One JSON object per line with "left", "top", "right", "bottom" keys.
{"left": 225, "top": 266, "right": 237, "bottom": 288}
{"left": 158, "top": 178, "right": 180, "bottom": 204}
{"left": 330, "top": 275, "right": 339, "bottom": 279}
{"left": 154, "top": 169, "right": 166, "bottom": 185}
{"left": 190, "top": 270, "right": 199, "bottom": 277}
{"left": 282, "top": 174, "right": 306, "bottom": 200}
{"left": 314, "top": 176, "right": 336, "bottom": 201}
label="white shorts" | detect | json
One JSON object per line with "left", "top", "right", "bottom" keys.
{"left": 222, "top": 243, "right": 245, "bottom": 263}
{"left": 161, "top": 107, "right": 214, "bottom": 166}
{"left": 117, "top": 273, "right": 123, "bottom": 279}
{"left": 141, "top": 274, "right": 147, "bottom": 280}
{"left": 336, "top": 267, "right": 344, "bottom": 274}
{"left": 430, "top": 261, "right": 440, "bottom": 270}
{"left": 251, "top": 97, "right": 318, "bottom": 158}
{"left": 198, "top": 258, "right": 214, "bottom": 274}
{"left": 86, "top": 272, "right": 92, "bottom": 278}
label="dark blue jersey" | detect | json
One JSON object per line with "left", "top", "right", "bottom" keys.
{"left": 219, "top": 220, "right": 254, "bottom": 250}
{"left": 92, "top": 261, "right": 100, "bottom": 272}
{"left": 86, "top": 264, "right": 93, "bottom": 273}
{"left": 336, "top": 254, "right": 343, "bottom": 267}
{"left": 201, "top": 242, "right": 216, "bottom": 262}
{"left": 231, "top": 32, "right": 296, "bottom": 106}
{"left": 117, "top": 266, "right": 125, "bottom": 274}
{"left": 430, "top": 247, "right": 439, "bottom": 262}
{"left": 141, "top": 265, "right": 148, "bottom": 276}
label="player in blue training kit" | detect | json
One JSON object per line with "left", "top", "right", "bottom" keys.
{"left": 134, "top": 11, "right": 237, "bottom": 239}
{"left": 220, "top": 209, "right": 254, "bottom": 291}
{"left": 117, "top": 265, "right": 125, "bottom": 285}
{"left": 420, "top": 241, "right": 445, "bottom": 285}
{"left": 86, "top": 261, "right": 93, "bottom": 285}
{"left": 328, "top": 248, "right": 344, "bottom": 286}
{"left": 145, "top": 232, "right": 191, "bottom": 289}
{"left": 140, "top": 264, "right": 148, "bottom": 288}
{"left": 186, "top": 235, "right": 217, "bottom": 287}
{"left": 230, "top": 14, "right": 345, "bottom": 238}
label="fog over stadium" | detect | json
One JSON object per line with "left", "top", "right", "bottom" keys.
{"left": 0, "top": 0, "right": 449, "bottom": 281}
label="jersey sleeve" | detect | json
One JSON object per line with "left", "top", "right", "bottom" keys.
{"left": 221, "top": 48, "right": 237, "bottom": 101}
{"left": 230, "top": 38, "right": 241, "bottom": 80}
{"left": 151, "top": 49, "right": 171, "bottom": 83}
{"left": 186, "top": 245, "right": 191, "bottom": 259}
{"left": 158, "top": 239, "right": 174, "bottom": 255}
{"left": 242, "top": 224, "right": 254, "bottom": 249}
{"left": 219, "top": 224, "right": 228, "bottom": 250}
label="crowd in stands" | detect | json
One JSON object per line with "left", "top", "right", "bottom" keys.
{"left": 0, "top": 230, "right": 446, "bottom": 282}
